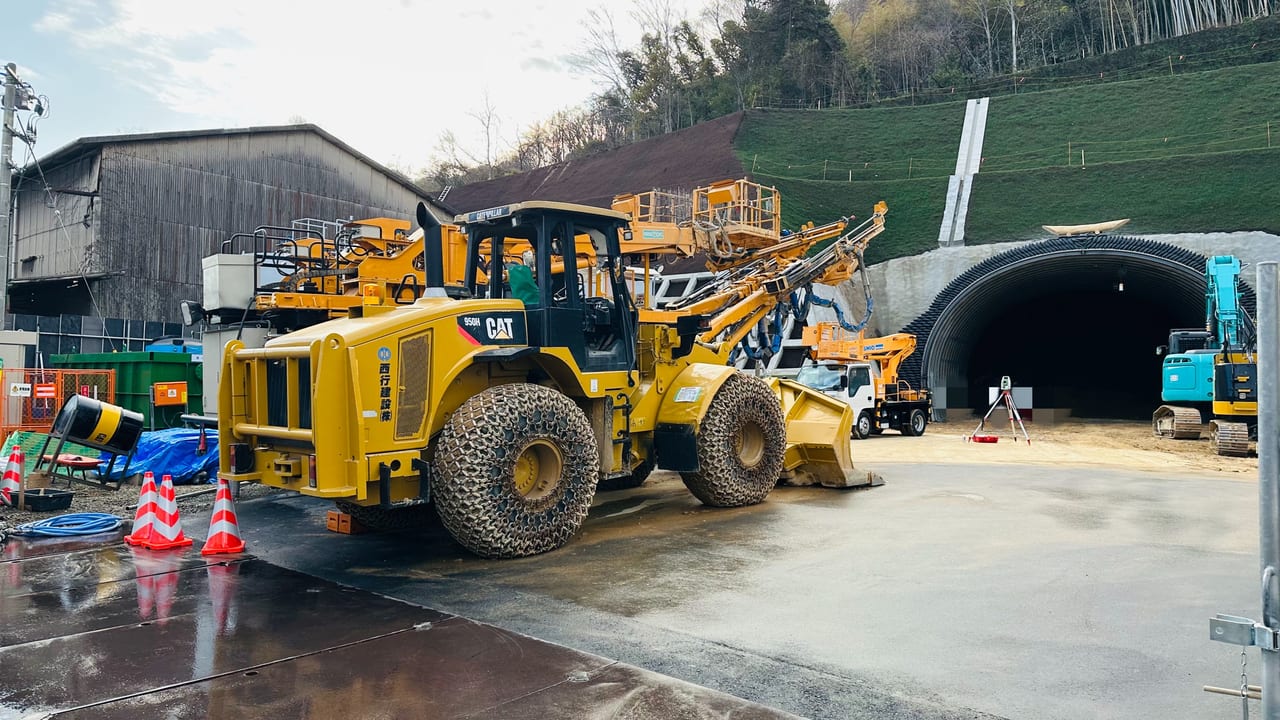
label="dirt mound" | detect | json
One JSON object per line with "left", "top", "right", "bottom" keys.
{"left": 445, "top": 113, "right": 748, "bottom": 213}
{"left": 853, "top": 419, "right": 1256, "bottom": 477}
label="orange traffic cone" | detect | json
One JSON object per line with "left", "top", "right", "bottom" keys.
{"left": 0, "top": 446, "right": 23, "bottom": 507}
{"left": 130, "top": 474, "right": 193, "bottom": 550}
{"left": 201, "top": 477, "right": 245, "bottom": 556}
{"left": 123, "top": 472, "right": 160, "bottom": 546}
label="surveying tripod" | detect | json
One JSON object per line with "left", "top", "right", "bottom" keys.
{"left": 969, "top": 376, "right": 1031, "bottom": 443}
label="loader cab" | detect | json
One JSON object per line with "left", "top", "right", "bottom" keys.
{"left": 458, "top": 202, "right": 637, "bottom": 373}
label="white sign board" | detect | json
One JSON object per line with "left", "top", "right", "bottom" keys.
{"left": 8, "top": 383, "right": 31, "bottom": 397}
{"left": 989, "top": 386, "right": 1033, "bottom": 408}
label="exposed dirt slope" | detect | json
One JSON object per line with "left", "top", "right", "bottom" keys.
{"left": 445, "top": 113, "right": 747, "bottom": 213}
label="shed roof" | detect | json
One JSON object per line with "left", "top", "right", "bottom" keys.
{"left": 19, "top": 123, "right": 456, "bottom": 218}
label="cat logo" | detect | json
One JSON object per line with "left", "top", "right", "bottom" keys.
{"left": 486, "top": 317, "right": 515, "bottom": 341}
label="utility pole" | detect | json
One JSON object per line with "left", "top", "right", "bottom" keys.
{"left": 1, "top": 62, "right": 18, "bottom": 322}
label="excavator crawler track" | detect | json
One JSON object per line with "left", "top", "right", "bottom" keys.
{"left": 1209, "top": 420, "right": 1251, "bottom": 457}
{"left": 1152, "top": 405, "right": 1203, "bottom": 439}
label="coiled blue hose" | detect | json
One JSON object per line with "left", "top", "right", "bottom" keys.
{"left": 11, "top": 512, "right": 123, "bottom": 537}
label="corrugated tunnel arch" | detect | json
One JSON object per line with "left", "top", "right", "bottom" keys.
{"left": 900, "top": 235, "right": 1256, "bottom": 420}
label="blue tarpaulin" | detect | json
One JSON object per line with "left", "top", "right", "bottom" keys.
{"left": 98, "top": 428, "right": 218, "bottom": 484}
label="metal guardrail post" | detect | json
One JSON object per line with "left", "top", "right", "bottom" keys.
{"left": 1260, "top": 262, "right": 1280, "bottom": 720}
{"left": 1209, "top": 262, "right": 1279, "bottom": 719}
{"left": 1208, "top": 260, "right": 1280, "bottom": 712}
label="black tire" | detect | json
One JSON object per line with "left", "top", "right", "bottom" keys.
{"left": 598, "top": 455, "right": 655, "bottom": 491}
{"left": 680, "top": 374, "right": 786, "bottom": 507}
{"left": 903, "top": 408, "right": 928, "bottom": 437}
{"left": 335, "top": 500, "right": 437, "bottom": 532}
{"left": 431, "top": 383, "right": 599, "bottom": 558}
{"left": 853, "top": 410, "right": 873, "bottom": 440}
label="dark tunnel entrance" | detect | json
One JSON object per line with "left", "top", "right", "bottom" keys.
{"left": 901, "top": 236, "right": 1255, "bottom": 422}
{"left": 965, "top": 282, "right": 1195, "bottom": 419}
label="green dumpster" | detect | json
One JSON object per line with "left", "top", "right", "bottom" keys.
{"left": 50, "top": 352, "right": 203, "bottom": 429}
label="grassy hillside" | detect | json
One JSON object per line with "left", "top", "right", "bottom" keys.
{"left": 735, "top": 103, "right": 966, "bottom": 182}
{"left": 736, "top": 60, "right": 1280, "bottom": 259}
{"left": 752, "top": 176, "right": 949, "bottom": 264}
{"left": 966, "top": 149, "right": 1280, "bottom": 243}
{"left": 982, "top": 61, "right": 1280, "bottom": 170}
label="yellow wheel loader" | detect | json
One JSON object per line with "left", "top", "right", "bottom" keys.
{"left": 219, "top": 196, "right": 886, "bottom": 558}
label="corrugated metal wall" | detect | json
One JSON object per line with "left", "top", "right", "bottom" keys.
{"left": 17, "top": 129, "right": 432, "bottom": 323}
{"left": 11, "top": 152, "right": 100, "bottom": 279}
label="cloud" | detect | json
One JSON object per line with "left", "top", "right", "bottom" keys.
{"left": 32, "top": 0, "right": 703, "bottom": 171}
{"left": 520, "top": 57, "right": 562, "bottom": 73}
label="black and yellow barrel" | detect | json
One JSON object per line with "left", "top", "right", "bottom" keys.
{"left": 51, "top": 395, "right": 145, "bottom": 454}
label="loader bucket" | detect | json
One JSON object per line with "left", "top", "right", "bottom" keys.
{"left": 765, "top": 378, "right": 883, "bottom": 488}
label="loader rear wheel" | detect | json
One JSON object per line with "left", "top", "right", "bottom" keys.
{"left": 903, "top": 408, "right": 928, "bottom": 437}
{"left": 432, "top": 383, "right": 600, "bottom": 558}
{"left": 853, "top": 411, "right": 873, "bottom": 440}
{"left": 680, "top": 374, "right": 786, "bottom": 507}
{"left": 334, "top": 500, "right": 438, "bottom": 532}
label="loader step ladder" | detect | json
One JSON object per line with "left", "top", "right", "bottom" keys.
{"left": 967, "top": 376, "right": 1031, "bottom": 444}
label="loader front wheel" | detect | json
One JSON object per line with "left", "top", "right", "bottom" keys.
{"left": 680, "top": 374, "right": 786, "bottom": 507}
{"left": 432, "top": 383, "right": 600, "bottom": 558}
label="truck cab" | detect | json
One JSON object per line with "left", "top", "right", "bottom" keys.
{"left": 795, "top": 361, "right": 876, "bottom": 436}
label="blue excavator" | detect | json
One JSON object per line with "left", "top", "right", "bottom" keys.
{"left": 1152, "top": 255, "right": 1256, "bottom": 456}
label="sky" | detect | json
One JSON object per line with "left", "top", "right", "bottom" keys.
{"left": 5, "top": 0, "right": 705, "bottom": 176}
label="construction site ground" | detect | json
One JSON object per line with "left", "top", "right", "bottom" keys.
{"left": 1, "top": 418, "right": 1263, "bottom": 719}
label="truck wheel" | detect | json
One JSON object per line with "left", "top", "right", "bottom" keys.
{"left": 680, "top": 374, "right": 785, "bottom": 507}
{"left": 335, "top": 500, "right": 437, "bottom": 532}
{"left": 853, "top": 410, "right": 873, "bottom": 440}
{"left": 432, "top": 383, "right": 600, "bottom": 558}
{"left": 903, "top": 408, "right": 928, "bottom": 437}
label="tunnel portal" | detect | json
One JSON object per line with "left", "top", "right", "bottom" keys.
{"left": 900, "top": 236, "right": 1255, "bottom": 421}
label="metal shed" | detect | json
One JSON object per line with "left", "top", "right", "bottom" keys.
{"left": 9, "top": 124, "right": 451, "bottom": 324}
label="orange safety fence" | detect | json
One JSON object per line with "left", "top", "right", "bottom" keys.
{"left": 0, "top": 368, "right": 116, "bottom": 446}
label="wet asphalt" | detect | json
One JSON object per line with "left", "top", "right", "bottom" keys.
{"left": 210, "top": 458, "right": 1263, "bottom": 720}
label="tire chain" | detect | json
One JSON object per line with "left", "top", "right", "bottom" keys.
{"left": 334, "top": 500, "right": 438, "bottom": 532}
{"left": 681, "top": 373, "right": 786, "bottom": 507}
{"left": 432, "top": 383, "right": 599, "bottom": 558}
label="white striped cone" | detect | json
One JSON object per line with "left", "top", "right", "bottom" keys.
{"left": 201, "top": 477, "right": 245, "bottom": 555}
{"left": 123, "top": 472, "right": 161, "bottom": 547}
{"left": 0, "top": 446, "right": 23, "bottom": 507}
{"left": 134, "top": 474, "right": 192, "bottom": 550}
